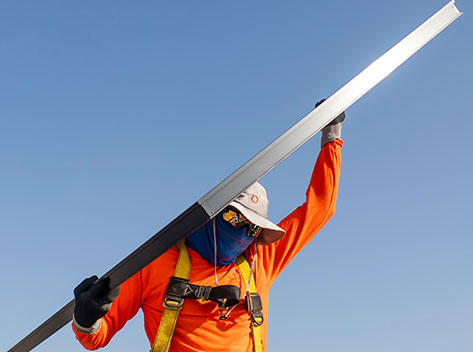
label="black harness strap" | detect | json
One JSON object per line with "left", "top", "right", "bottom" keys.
{"left": 166, "top": 276, "right": 241, "bottom": 308}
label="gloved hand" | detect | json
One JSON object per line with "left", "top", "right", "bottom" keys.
{"left": 315, "top": 99, "right": 346, "bottom": 146}
{"left": 73, "top": 275, "right": 120, "bottom": 332}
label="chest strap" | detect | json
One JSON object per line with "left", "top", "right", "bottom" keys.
{"left": 166, "top": 276, "right": 240, "bottom": 308}
{"left": 151, "top": 241, "right": 264, "bottom": 352}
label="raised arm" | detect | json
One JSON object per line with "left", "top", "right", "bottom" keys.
{"left": 260, "top": 104, "right": 344, "bottom": 284}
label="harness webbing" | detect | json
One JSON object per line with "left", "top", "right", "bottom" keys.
{"left": 165, "top": 276, "right": 240, "bottom": 308}
{"left": 235, "top": 255, "right": 264, "bottom": 352}
{"left": 151, "top": 240, "right": 190, "bottom": 352}
{"left": 151, "top": 242, "right": 264, "bottom": 352}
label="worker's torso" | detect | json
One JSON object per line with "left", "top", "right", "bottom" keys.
{"left": 140, "top": 244, "right": 270, "bottom": 352}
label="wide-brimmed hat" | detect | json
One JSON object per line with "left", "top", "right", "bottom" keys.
{"left": 228, "top": 182, "right": 286, "bottom": 245}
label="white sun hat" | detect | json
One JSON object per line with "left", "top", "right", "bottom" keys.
{"left": 227, "top": 182, "right": 286, "bottom": 245}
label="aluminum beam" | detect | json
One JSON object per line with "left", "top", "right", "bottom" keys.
{"left": 198, "top": 0, "right": 462, "bottom": 217}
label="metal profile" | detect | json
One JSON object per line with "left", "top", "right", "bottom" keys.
{"left": 198, "top": 0, "right": 462, "bottom": 217}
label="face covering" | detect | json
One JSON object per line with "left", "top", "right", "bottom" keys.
{"left": 186, "top": 212, "right": 256, "bottom": 266}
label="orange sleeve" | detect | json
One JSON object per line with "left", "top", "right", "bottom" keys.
{"left": 72, "top": 271, "right": 143, "bottom": 350}
{"left": 260, "top": 139, "right": 342, "bottom": 284}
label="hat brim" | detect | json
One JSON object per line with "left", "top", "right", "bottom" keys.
{"left": 228, "top": 201, "right": 286, "bottom": 245}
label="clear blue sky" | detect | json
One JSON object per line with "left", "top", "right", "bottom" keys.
{"left": 1, "top": 1, "right": 471, "bottom": 351}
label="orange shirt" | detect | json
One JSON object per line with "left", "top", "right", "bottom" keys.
{"left": 73, "top": 139, "right": 343, "bottom": 351}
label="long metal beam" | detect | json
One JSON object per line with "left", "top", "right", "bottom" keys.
{"left": 198, "top": 1, "right": 462, "bottom": 217}
{"left": 8, "top": 2, "right": 462, "bottom": 351}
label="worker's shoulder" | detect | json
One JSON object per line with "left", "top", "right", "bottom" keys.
{"left": 140, "top": 245, "right": 180, "bottom": 279}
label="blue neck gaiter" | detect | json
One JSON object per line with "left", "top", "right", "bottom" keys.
{"left": 186, "top": 213, "right": 255, "bottom": 266}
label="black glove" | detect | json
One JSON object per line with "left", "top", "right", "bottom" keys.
{"left": 315, "top": 98, "right": 346, "bottom": 146}
{"left": 73, "top": 275, "right": 120, "bottom": 329}
{"left": 314, "top": 99, "right": 346, "bottom": 125}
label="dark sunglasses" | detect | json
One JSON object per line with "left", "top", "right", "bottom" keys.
{"left": 222, "top": 209, "right": 262, "bottom": 237}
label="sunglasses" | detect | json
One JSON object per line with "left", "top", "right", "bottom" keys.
{"left": 222, "top": 209, "right": 262, "bottom": 237}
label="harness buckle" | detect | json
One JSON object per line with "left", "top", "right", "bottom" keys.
{"left": 163, "top": 276, "right": 189, "bottom": 310}
{"left": 163, "top": 293, "right": 185, "bottom": 310}
{"left": 246, "top": 292, "right": 264, "bottom": 326}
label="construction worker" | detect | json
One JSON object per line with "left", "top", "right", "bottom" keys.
{"left": 72, "top": 100, "right": 345, "bottom": 351}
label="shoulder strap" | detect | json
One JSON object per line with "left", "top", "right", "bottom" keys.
{"left": 236, "top": 255, "right": 264, "bottom": 352}
{"left": 151, "top": 239, "right": 191, "bottom": 352}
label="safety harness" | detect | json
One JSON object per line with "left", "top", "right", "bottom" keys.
{"left": 151, "top": 240, "right": 264, "bottom": 352}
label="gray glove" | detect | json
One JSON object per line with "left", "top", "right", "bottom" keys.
{"left": 314, "top": 99, "right": 346, "bottom": 147}
{"left": 73, "top": 276, "right": 120, "bottom": 334}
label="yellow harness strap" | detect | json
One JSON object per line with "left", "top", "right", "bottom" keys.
{"left": 236, "top": 254, "right": 264, "bottom": 352}
{"left": 151, "top": 243, "right": 263, "bottom": 352}
{"left": 151, "top": 240, "right": 191, "bottom": 352}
